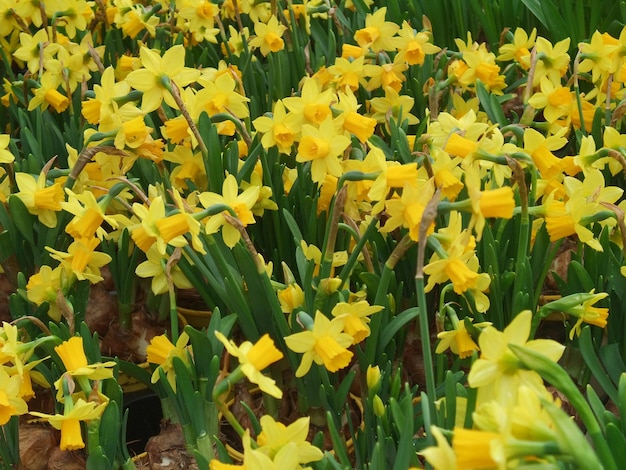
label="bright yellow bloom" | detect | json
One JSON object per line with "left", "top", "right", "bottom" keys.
{"left": 379, "top": 181, "right": 435, "bottom": 242}
{"left": 285, "top": 311, "right": 354, "bottom": 377}
{"left": 579, "top": 30, "right": 620, "bottom": 83}
{"left": 256, "top": 415, "right": 324, "bottom": 464}
{"left": 249, "top": 15, "right": 287, "bottom": 56}
{"left": 52, "top": 337, "right": 116, "bottom": 398}
{"left": 523, "top": 127, "right": 567, "bottom": 178}
{"left": 420, "top": 426, "right": 457, "bottom": 470}
{"left": 453, "top": 427, "right": 502, "bottom": 469}
{"left": 126, "top": 45, "right": 201, "bottom": 113}
{"left": 14, "top": 171, "right": 64, "bottom": 228}
{"left": 283, "top": 76, "right": 335, "bottom": 127}
{"left": 528, "top": 76, "right": 573, "bottom": 124}
{"left": 533, "top": 36, "right": 570, "bottom": 86}
{"left": 0, "top": 134, "right": 15, "bottom": 163}
{"left": 354, "top": 7, "right": 399, "bottom": 52}
{"left": 215, "top": 333, "right": 284, "bottom": 399}
{"left": 277, "top": 283, "right": 305, "bottom": 314}
{"left": 436, "top": 319, "right": 491, "bottom": 359}
{"left": 395, "top": 21, "right": 440, "bottom": 65}
{"left": 146, "top": 332, "right": 190, "bottom": 391}
{"left": 497, "top": 27, "right": 537, "bottom": 67}
{"left": 31, "top": 396, "right": 107, "bottom": 451}
{"left": 47, "top": 238, "right": 112, "bottom": 284}
{"left": 28, "top": 73, "right": 70, "bottom": 113}
{"left": 566, "top": 291, "right": 609, "bottom": 339}
{"left": 253, "top": 100, "right": 300, "bottom": 154}
{"left": 26, "top": 265, "right": 66, "bottom": 321}
{"left": 0, "top": 366, "right": 28, "bottom": 425}
{"left": 331, "top": 301, "right": 383, "bottom": 344}
{"left": 467, "top": 310, "right": 565, "bottom": 406}
{"left": 136, "top": 245, "right": 193, "bottom": 295}
{"left": 62, "top": 189, "right": 119, "bottom": 240}
{"left": 198, "top": 174, "right": 260, "bottom": 248}
{"left": 296, "top": 118, "right": 350, "bottom": 184}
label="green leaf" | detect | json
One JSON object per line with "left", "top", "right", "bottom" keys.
{"left": 7, "top": 196, "right": 35, "bottom": 247}
{"left": 379, "top": 307, "right": 419, "bottom": 353}
{"left": 580, "top": 327, "right": 618, "bottom": 404}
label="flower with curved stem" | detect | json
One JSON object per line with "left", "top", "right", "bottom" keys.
{"left": 27, "top": 72, "right": 69, "bottom": 113}
{"left": 285, "top": 311, "right": 354, "bottom": 377}
{"left": 30, "top": 394, "right": 108, "bottom": 451}
{"left": 522, "top": 126, "right": 568, "bottom": 179}
{"left": 436, "top": 317, "right": 491, "bottom": 359}
{"left": 52, "top": 336, "right": 116, "bottom": 394}
{"left": 215, "top": 332, "right": 284, "bottom": 399}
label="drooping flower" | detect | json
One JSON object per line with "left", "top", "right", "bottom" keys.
{"left": 30, "top": 395, "right": 107, "bottom": 451}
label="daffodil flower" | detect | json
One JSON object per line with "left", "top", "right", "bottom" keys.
{"left": 215, "top": 332, "right": 284, "bottom": 399}
{"left": 146, "top": 332, "right": 191, "bottom": 392}
{"left": 467, "top": 310, "right": 565, "bottom": 406}
{"left": 285, "top": 311, "right": 353, "bottom": 377}
{"left": 256, "top": 415, "right": 323, "bottom": 464}
{"left": 30, "top": 396, "right": 108, "bottom": 451}
{"left": 0, "top": 365, "right": 28, "bottom": 425}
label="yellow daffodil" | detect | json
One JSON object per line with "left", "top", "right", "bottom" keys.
{"left": 436, "top": 318, "right": 491, "bottom": 359}
{"left": 198, "top": 174, "right": 260, "bottom": 248}
{"left": 146, "top": 332, "right": 191, "bottom": 391}
{"left": 296, "top": 118, "right": 350, "bottom": 184}
{"left": 0, "top": 134, "right": 15, "bottom": 163}
{"left": 26, "top": 265, "right": 66, "bottom": 322}
{"left": 256, "top": 415, "right": 323, "bottom": 464}
{"left": 126, "top": 45, "right": 201, "bottom": 113}
{"left": 14, "top": 171, "right": 64, "bottom": 228}
{"left": 331, "top": 301, "right": 383, "bottom": 344}
{"left": 47, "top": 238, "right": 112, "bottom": 284}
{"left": 215, "top": 332, "right": 284, "bottom": 399}
{"left": 285, "top": 311, "right": 354, "bottom": 377}
{"left": 31, "top": 396, "right": 107, "bottom": 451}
{"left": 249, "top": 15, "right": 287, "bottom": 56}
{"left": 420, "top": 426, "right": 457, "bottom": 470}
{"left": 497, "top": 27, "right": 537, "bottom": 67}
{"left": 379, "top": 180, "right": 435, "bottom": 242}
{"left": 253, "top": 99, "right": 300, "bottom": 154}
{"left": 354, "top": 7, "right": 399, "bottom": 52}
{"left": 467, "top": 310, "right": 565, "bottom": 406}
{"left": 0, "top": 366, "right": 28, "bottom": 425}
{"left": 62, "top": 188, "right": 119, "bottom": 240}
{"left": 395, "top": 21, "right": 440, "bottom": 66}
